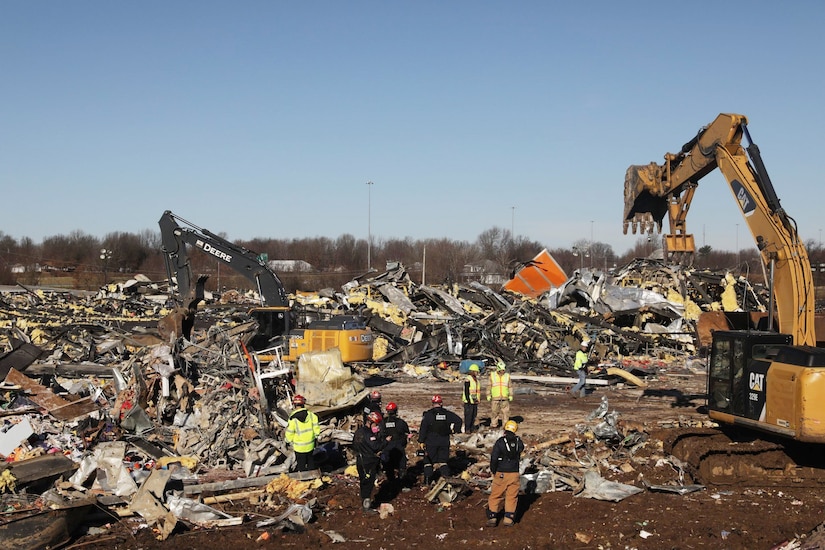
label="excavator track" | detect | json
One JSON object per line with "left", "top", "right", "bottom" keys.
{"left": 662, "top": 427, "right": 825, "bottom": 486}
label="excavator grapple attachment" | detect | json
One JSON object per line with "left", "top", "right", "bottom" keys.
{"left": 622, "top": 164, "right": 667, "bottom": 236}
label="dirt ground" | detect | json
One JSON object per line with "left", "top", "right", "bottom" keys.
{"left": 67, "top": 369, "right": 825, "bottom": 550}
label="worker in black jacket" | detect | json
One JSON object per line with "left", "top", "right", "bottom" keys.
{"left": 381, "top": 401, "right": 410, "bottom": 482}
{"left": 362, "top": 390, "right": 382, "bottom": 424}
{"left": 352, "top": 411, "right": 386, "bottom": 512}
{"left": 486, "top": 420, "right": 525, "bottom": 527}
{"left": 418, "top": 394, "right": 462, "bottom": 485}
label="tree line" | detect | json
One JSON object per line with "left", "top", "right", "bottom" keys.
{"left": 2, "top": 227, "right": 824, "bottom": 293}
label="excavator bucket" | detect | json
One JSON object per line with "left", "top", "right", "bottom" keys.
{"left": 622, "top": 164, "right": 668, "bottom": 236}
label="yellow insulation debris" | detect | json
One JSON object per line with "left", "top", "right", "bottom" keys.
{"left": 265, "top": 473, "right": 323, "bottom": 500}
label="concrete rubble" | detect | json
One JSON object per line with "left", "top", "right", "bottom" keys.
{"left": 0, "top": 258, "right": 767, "bottom": 543}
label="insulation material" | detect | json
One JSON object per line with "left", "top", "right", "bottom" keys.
{"left": 295, "top": 349, "right": 365, "bottom": 407}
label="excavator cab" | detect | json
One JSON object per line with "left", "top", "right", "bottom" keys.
{"left": 248, "top": 306, "right": 292, "bottom": 350}
{"left": 708, "top": 331, "right": 791, "bottom": 420}
{"left": 709, "top": 330, "right": 825, "bottom": 443}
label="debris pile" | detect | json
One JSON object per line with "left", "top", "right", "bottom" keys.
{"left": 0, "top": 258, "right": 766, "bottom": 543}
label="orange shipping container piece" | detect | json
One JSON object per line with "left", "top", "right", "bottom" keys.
{"left": 502, "top": 249, "right": 568, "bottom": 299}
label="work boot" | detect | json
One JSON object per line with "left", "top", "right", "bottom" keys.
{"left": 485, "top": 508, "right": 498, "bottom": 527}
{"left": 502, "top": 512, "right": 515, "bottom": 527}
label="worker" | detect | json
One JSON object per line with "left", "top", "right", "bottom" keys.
{"left": 284, "top": 394, "right": 321, "bottom": 471}
{"left": 462, "top": 362, "right": 482, "bottom": 433}
{"left": 381, "top": 401, "right": 410, "bottom": 483}
{"left": 570, "top": 340, "right": 590, "bottom": 398}
{"left": 418, "top": 394, "right": 463, "bottom": 485}
{"left": 487, "top": 359, "right": 513, "bottom": 429}
{"left": 352, "top": 410, "right": 386, "bottom": 512}
{"left": 486, "top": 420, "right": 525, "bottom": 527}
{"left": 362, "top": 389, "right": 382, "bottom": 424}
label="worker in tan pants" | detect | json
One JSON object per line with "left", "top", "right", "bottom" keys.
{"left": 486, "top": 420, "right": 525, "bottom": 527}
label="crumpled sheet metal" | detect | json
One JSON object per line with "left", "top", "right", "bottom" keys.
{"left": 354, "top": 261, "right": 729, "bottom": 373}
{"left": 573, "top": 469, "right": 644, "bottom": 502}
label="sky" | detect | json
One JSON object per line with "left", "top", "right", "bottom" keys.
{"left": 2, "top": 1, "right": 824, "bottom": 257}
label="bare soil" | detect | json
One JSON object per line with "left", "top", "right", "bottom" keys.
{"left": 68, "top": 371, "right": 825, "bottom": 550}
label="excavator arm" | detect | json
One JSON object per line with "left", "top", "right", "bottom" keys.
{"left": 159, "top": 210, "right": 289, "bottom": 308}
{"left": 623, "top": 113, "right": 815, "bottom": 346}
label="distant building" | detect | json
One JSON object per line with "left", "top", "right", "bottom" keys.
{"left": 461, "top": 260, "right": 506, "bottom": 286}
{"left": 267, "top": 260, "right": 314, "bottom": 272}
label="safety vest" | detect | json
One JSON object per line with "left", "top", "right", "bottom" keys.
{"left": 463, "top": 375, "right": 481, "bottom": 404}
{"left": 574, "top": 350, "right": 588, "bottom": 371}
{"left": 285, "top": 408, "right": 320, "bottom": 453}
{"left": 489, "top": 371, "right": 511, "bottom": 400}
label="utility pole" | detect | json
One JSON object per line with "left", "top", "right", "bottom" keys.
{"left": 736, "top": 223, "right": 740, "bottom": 269}
{"left": 366, "top": 181, "right": 374, "bottom": 271}
{"left": 590, "top": 220, "right": 594, "bottom": 268}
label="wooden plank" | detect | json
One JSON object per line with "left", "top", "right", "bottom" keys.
{"left": 184, "top": 469, "right": 321, "bottom": 496}
{"left": 510, "top": 374, "right": 608, "bottom": 386}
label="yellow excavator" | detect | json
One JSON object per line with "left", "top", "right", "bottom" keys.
{"left": 624, "top": 113, "right": 825, "bottom": 484}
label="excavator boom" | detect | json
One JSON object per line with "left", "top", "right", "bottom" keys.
{"left": 622, "top": 113, "right": 815, "bottom": 346}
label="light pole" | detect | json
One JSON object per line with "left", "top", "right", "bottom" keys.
{"left": 511, "top": 206, "right": 515, "bottom": 237}
{"left": 572, "top": 245, "right": 588, "bottom": 271}
{"left": 99, "top": 248, "right": 112, "bottom": 286}
{"left": 590, "top": 220, "right": 594, "bottom": 268}
{"left": 366, "top": 181, "right": 374, "bottom": 271}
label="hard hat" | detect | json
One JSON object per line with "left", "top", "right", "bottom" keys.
{"left": 504, "top": 420, "right": 519, "bottom": 433}
{"left": 580, "top": 340, "right": 590, "bottom": 349}
{"left": 496, "top": 360, "right": 506, "bottom": 370}
{"left": 292, "top": 394, "right": 306, "bottom": 406}
{"left": 386, "top": 402, "right": 398, "bottom": 413}
{"left": 431, "top": 394, "right": 443, "bottom": 404}
{"left": 369, "top": 390, "right": 381, "bottom": 401}
{"left": 468, "top": 363, "right": 480, "bottom": 373}
{"left": 368, "top": 411, "right": 383, "bottom": 424}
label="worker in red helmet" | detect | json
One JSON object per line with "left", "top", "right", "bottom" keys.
{"left": 418, "top": 394, "right": 462, "bottom": 485}
{"left": 381, "top": 402, "right": 410, "bottom": 483}
{"left": 285, "top": 394, "right": 320, "bottom": 472}
{"left": 362, "top": 389, "right": 382, "bottom": 425}
{"left": 352, "top": 410, "right": 386, "bottom": 512}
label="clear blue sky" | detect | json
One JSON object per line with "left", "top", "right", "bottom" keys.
{"left": 2, "top": 1, "right": 824, "bottom": 256}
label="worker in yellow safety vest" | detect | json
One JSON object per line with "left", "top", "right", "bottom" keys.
{"left": 487, "top": 359, "right": 513, "bottom": 429}
{"left": 570, "top": 340, "right": 590, "bottom": 398}
{"left": 285, "top": 394, "right": 321, "bottom": 471}
{"left": 462, "top": 363, "right": 482, "bottom": 433}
